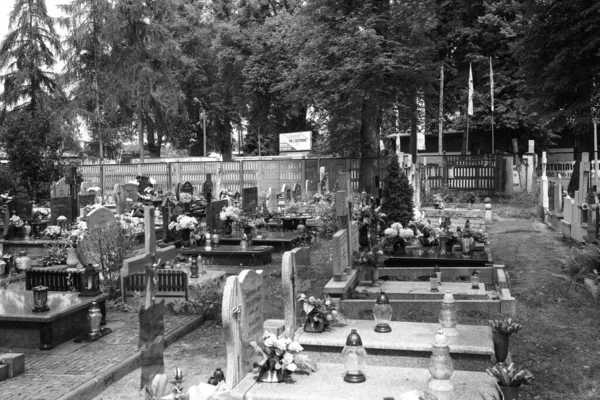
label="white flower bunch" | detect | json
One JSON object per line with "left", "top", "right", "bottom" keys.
{"left": 219, "top": 206, "right": 240, "bottom": 221}
{"left": 384, "top": 228, "right": 398, "bottom": 237}
{"left": 398, "top": 228, "right": 414, "bottom": 239}
{"left": 179, "top": 192, "right": 193, "bottom": 203}
{"left": 390, "top": 222, "right": 403, "bottom": 231}
{"left": 43, "top": 225, "right": 62, "bottom": 237}
{"left": 169, "top": 215, "right": 198, "bottom": 231}
{"left": 33, "top": 207, "right": 50, "bottom": 217}
{"left": 86, "top": 186, "right": 101, "bottom": 195}
{"left": 261, "top": 331, "right": 304, "bottom": 372}
{"left": 9, "top": 215, "right": 24, "bottom": 227}
{"left": 149, "top": 178, "right": 156, "bottom": 185}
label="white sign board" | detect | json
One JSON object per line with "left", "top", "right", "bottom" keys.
{"left": 280, "top": 131, "right": 312, "bottom": 152}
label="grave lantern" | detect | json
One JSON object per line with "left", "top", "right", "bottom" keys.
{"left": 428, "top": 329, "right": 455, "bottom": 391}
{"left": 87, "top": 301, "right": 102, "bottom": 339}
{"left": 430, "top": 271, "right": 439, "bottom": 292}
{"left": 372, "top": 291, "right": 392, "bottom": 333}
{"left": 79, "top": 263, "right": 102, "bottom": 297}
{"left": 471, "top": 270, "right": 480, "bottom": 290}
{"left": 438, "top": 291, "right": 458, "bottom": 337}
{"left": 342, "top": 329, "right": 367, "bottom": 383}
{"left": 190, "top": 257, "right": 199, "bottom": 278}
{"left": 32, "top": 285, "right": 49, "bottom": 312}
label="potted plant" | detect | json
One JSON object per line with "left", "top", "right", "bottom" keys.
{"left": 249, "top": 331, "right": 317, "bottom": 382}
{"left": 298, "top": 294, "right": 347, "bottom": 333}
{"left": 489, "top": 318, "right": 523, "bottom": 365}
{"left": 486, "top": 363, "right": 535, "bottom": 400}
{"left": 168, "top": 215, "right": 199, "bottom": 247}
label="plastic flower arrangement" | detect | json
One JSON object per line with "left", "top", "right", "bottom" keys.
{"left": 68, "top": 221, "right": 87, "bottom": 248}
{"left": 353, "top": 239, "right": 389, "bottom": 269}
{"left": 383, "top": 222, "right": 415, "bottom": 251}
{"left": 352, "top": 194, "right": 387, "bottom": 229}
{"left": 86, "top": 186, "right": 101, "bottom": 195}
{"left": 220, "top": 206, "right": 241, "bottom": 221}
{"left": 168, "top": 215, "right": 199, "bottom": 231}
{"left": 298, "top": 294, "right": 347, "bottom": 331}
{"left": 249, "top": 331, "right": 318, "bottom": 377}
{"left": 471, "top": 229, "right": 489, "bottom": 244}
{"left": 43, "top": 225, "right": 62, "bottom": 239}
{"left": 312, "top": 192, "right": 324, "bottom": 203}
{"left": 32, "top": 207, "right": 50, "bottom": 220}
{"left": 486, "top": 363, "right": 534, "bottom": 387}
{"left": 179, "top": 192, "right": 193, "bottom": 204}
{"left": 9, "top": 215, "right": 24, "bottom": 228}
{"left": 138, "top": 186, "right": 156, "bottom": 202}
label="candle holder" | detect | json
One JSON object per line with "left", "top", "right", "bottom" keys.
{"left": 79, "top": 264, "right": 102, "bottom": 297}
{"left": 32, "top": 285, "right": 50, "bottom": 312}
{"left": 342, "top": 330, "right": 368, "bottom": 383}
{"left": 372, "top": 291, "right": 393, "bottom": 333}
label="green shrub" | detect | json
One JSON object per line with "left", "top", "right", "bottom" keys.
{"left": 381, "top": 154, "right": 413, "bottom": 225}
{"left": 166, "top": 279, "right": 225, "bottom": 319}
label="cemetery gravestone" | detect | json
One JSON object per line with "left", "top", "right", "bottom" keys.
{"left": 50, "top": 197, "right": 73, "bottom": 224}
{"left": 79, "top": 206, "right": 117, "bottom": 265}
{"left": 267, "top": 188, "right": 276, "bottom": 211}
{"left": 86, "top": 206, "right": 116, "bottom": 230}
{"left": 177, "top": 181, "right": 194, "bottom": 201}
{"left": 203, "top": 174, "right": 213, "bottom": 204}
{"left": 11, "top": 189, "right": 32, "bottom": 221}
{"left": 223, "top": 269, "right": 264, "bottom": 390}
{"left": 138, "top": 299, "right": 165, "bottom": 390}
{"left": 115, "top": 183, "right": 139, "bottom": 214}
{"left": 292, "top": 184, "right": 302, "bottom": 203}
{"left": 80, "top": 181, "right": 93, "bottom": 194}
{"left": 53, "top": 179, "right": 70, "bottom": 198}
{"left": 282, "top": 247, "right": 311, "bottom": 339}
{"left": 351, "top": 221, "right": 359, "bottom": 254}
{"left": 208, "top": 200, "right": 228, "bottom": 233}
{"left": 332, "top": 230, "right": 348, "bottom": 281}
{"left": 78, "top": 194, "right": 96, "bottom": 210}
{"left": 242, "top": 187, "right": 259, "bottom": 212}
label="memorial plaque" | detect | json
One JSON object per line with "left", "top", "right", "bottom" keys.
{"left": 53, "top": 179, "right": 70, "bottom": 198}
{"left": 242, "top": 187, "right": 258, "bottom": 212}
{"left": 78, "top": 194, "right": 96, "bottom": 210}
{"left": 332, "top": 229, "right": 348, "bottom": 281}
{"left": 50, "top": 197, "right": 73, "bottom": 224}
{"left": 208, "top": 200, "right": 228, "bottom": 232}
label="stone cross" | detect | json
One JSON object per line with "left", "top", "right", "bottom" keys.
{"left": 121, "top": 207, "right": 177, "bottom": 307}
{"left": 222, "top": 269, "right": 264, "bottom": 390}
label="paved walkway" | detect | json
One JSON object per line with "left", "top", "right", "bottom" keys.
{"left": 0, "top": 309, "right": 203, "bottom": 400}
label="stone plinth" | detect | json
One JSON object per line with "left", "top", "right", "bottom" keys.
{"left": 0, "top": 290, "right": 107, "bottom": 350}
{"left": 294, "top": 319, "right": 493, "bottom": 372}
{"left": 378, "top": 265, "right": 495, "bottom": 285}
{"left": 231, "top": 362, "right": 500, "bottom": 400}
{"left": 384, "top": 247, "right": 492, "bottom": 269}
{"left": 218, "top": 232, "right": 304, "bottom": 253}
{"left": 353, "top": 281, "right": 488, "bottom": 300}
{"left": 180, "top": 245, "right": 273, "bottom": 266}
{"left": 323, "top": 269, "right": 358, "bottom": 299}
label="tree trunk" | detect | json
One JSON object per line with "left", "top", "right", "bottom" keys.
{"left": 221, "top": 118, "right": 233, "bottom": 162}
{"left": 146, "top": 116, "right": 161, "bottom": 158}
{"left": 359, "top": 95, "right": 380, "bottom": 193}
{"left": 409, "top": 94, "right": 418, "bottom": 164}
{"left": 139, "top": 111, "right": 144, "bottom": 163}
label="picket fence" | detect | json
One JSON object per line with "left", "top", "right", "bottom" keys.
{"left": 80, "top": 155, "right": 502, "bottom": 198}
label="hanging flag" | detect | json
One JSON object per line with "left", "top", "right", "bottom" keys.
{"left": 468, "top": 63, "right": 474, "bottom": 116}
{"left": 490, "top": 57, "right": 494, "bottom": 112}
{"left": 417, "top": 90, "right": 426, "bottom": 150}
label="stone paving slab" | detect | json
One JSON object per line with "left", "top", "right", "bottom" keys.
{"left": 0, "top": 309, "right": 203, "bottom": 400}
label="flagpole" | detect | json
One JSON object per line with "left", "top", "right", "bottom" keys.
{"left": 491, "top": 110, "right": 495, "bottom": 154}
{"left": 466, "top": 113, "right": 470, "bottom": 155}
{"left": 490, "top": 57, "right": 495, "bottom": 154}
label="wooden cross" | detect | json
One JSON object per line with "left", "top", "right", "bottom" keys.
{"left": 121, "top": 206, "right": 178, "bottom": 307}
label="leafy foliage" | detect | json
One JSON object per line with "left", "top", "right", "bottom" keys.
{"left": 381, "top": 155, "right": 414, "bottom": 226}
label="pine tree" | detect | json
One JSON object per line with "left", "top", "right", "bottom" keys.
{"left": 381, "top": 155, "right": 414, "bottom": 226}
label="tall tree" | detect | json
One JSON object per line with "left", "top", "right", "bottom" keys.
{"left": 0, "top": 0, "right": 61, "bottom": 116}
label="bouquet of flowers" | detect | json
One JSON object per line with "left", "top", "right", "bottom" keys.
{"left": 68, "top": 221, "right": 88, "bottom": 248}
{"left": 32, "top": 207, "right": 50, "bottom": 220}
{"left": 312, "top": 193, "right": 324, "bottom": 203}
{"left": 138, "top": 186, "right": 155, "bottom": 202}
{"left": 43, "top": 225, "right": 62, "bottom": 239}
{"left": 220, "top": 205, "right": 241, "bottom": 221}
{"left": 298, "top": 294, "right": 346, "bottom": 331}
{"left": 249, "top": 331, "right": 318, "bottom": 379}
{"left": 471, "top": 229, "right": 489, "bottom": 244}
{"left": 352, "top": 194, "right": 386, "bottom": 229}
{"left": 86, "top": 186, "right": 101, "bottom": 196}
{"left": 354, "top": 240, "right": 389, "bottom": 269}
{"left": 486, "top": 363, "right": 534, "bottom": 387}
{"left": 168, "top": 215, "right": 199, "bottom": 231}
{"left": 9, "top": 215, "right": 24, "bottom": 228}
{"left": 383, "top": 222, "right": 415, "bottom": 250}
{"left": 179, "top": 192, "right": 193, "bottom": 204}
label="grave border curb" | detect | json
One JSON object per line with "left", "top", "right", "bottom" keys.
{"left": 56, "top": 314, "right": 205, "bottom": 400}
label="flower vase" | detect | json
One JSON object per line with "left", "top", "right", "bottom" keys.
{"left": 257, "top": 369, "right": 286, "bottom": 383}
{"left": 66, "top": 247, "right": 81, "bottom": 269}
{"left": 492, "top": 332, "right": 510, "bottom": 364}
{"left": 371, "top": 267, "right": 381, "bottom": 286}
{"left": 21, "top": 222, "right": 32, "bottom": 240}
{"left": 244, "top": 226, "right": 253, "bottom": 236}
{"left": 303, "top": 318, "right": 327, "bottom": 333}
{"left": 223, "top": 220, "right": 233, "bottom": 237}
{"left": 181, "top": 229, "right": 191, "bottom": 248}
{"left": 498, "top": 385, "right": 520, "bottom": 400}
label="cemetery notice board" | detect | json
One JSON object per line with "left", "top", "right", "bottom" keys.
{"left": 332, "top": 229, "right": 348, "bottom": 281}
{"left": 50, "top": 197, "right": 73, "bottom": 224}
{"left": 242, "top": 187, "right": 259, "bottom": 212}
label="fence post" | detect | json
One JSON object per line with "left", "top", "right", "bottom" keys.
{"left": 240, "top": 160, "right": 245, "bottom": 192}
{"left": 301, "top": 160, "right": 306, "bottom": 191}
{"left": 167, "top": 162, "right": 172, "bottom": 191}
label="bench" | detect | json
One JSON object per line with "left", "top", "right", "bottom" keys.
{"left": 123, "top": 268, "right": 189, "bottom": 304}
